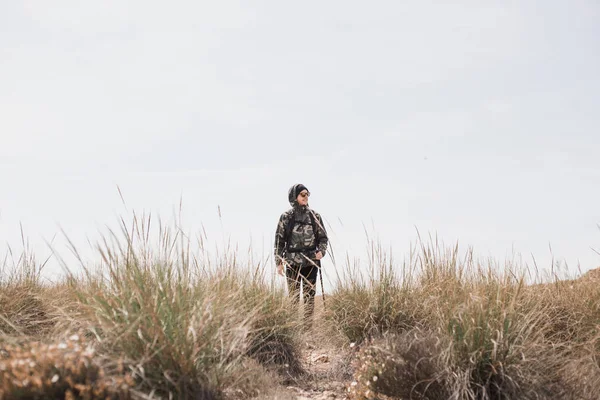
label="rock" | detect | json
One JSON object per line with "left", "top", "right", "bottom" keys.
{"left": 312, "top": 353, "right": 329, "bottom": 363}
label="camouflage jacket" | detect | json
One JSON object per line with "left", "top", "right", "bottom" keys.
{"left": 274, "top": 205, "right": 328, "bottom": 267}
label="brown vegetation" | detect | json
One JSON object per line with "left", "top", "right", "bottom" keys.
{"left": 0, "top": 217, "right": 302, "bottom": 399}
{"left": 0, "top": 334, "right": 134, "bottom": 399}
{"left": 2, "top": 223, "right": 599, "bottom": 399}
{"left": 330, "top": 239, "right": 600, "bottom": 399}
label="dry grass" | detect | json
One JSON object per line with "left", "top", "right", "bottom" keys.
{"left": 330, "top": 237, "right": 600, "bottom": 399}
{"left": 0, "top": 216, "right": 303, "bottom": 399}
{"left": 3, "top": 222, "right": 600, "bottom": 399}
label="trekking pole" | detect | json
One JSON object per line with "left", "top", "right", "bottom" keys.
{"left": 318, "top": 261, "right": 326, "bottom": 310}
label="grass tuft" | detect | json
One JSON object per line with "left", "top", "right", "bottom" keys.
{"left": 334, "top": 237, "right": 600, "bottom": 399}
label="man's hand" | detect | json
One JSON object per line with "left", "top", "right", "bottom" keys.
{"left": 315, "top": 251, "right": 323, "bottom": 261}
{"left": 277, "top": 263, "right": 284, "bottom": 276}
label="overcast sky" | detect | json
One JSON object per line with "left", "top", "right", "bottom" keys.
{"left": 1, "top": 1, "right": 599, "bottom": 286}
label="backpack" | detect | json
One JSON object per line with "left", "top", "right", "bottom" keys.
{"left": 283, "top": 208, "right": 319, "bottom": 252}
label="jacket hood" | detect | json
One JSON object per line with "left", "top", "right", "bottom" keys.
{"left": 287, "top": 183, "right": 309, "bottom": 207}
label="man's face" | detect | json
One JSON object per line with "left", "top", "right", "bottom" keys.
{"left": 296, "top": 190, "right": 310, "bottom": 206}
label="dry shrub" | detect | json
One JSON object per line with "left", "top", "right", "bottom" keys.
{"left": 0, "top": 215, "right": 301, "bottom": 399}
{"left": 0, "top": 334, "right": 133, "bottom": 399}
{"left": 0, "top": 240, "right": 81, "bottom": 339}
{"left": 69, "top": 216, "right": 302, "bottom": 398}
{"left": 349, "top": 329, "right": 450, "bottom": 400}
{"left": 335, "top": 238, "right": 600, "bottom": 399}
{"left": 214, "top": 274, "right": 303, "bottom": 376}
{"left": 443, "top": 288, "right": 574, "bottom": 400}
{"left": 78, "top": 271, "right": 259, "bottom": 399}
{"left": 349, "top": 327, "right": 582, "bottom": 400}
{"left": 532, "top": 278, "right": 600, "bottom": 343}
{"left": 221, "top": 358, "right": 278, "bottom": 399}
{"left": 247, "top": 307, "right": 304, "bottom": 376}
{"left": 327, "top": 257, "right": 418, "bottom": 344}
{"left": 0, "top": 280, "right": 90, "bottom": 341}
{"left": 0, "top": 284, "right": 53, "bottom": 337}
{"left": 329, "top": 285, "right": 417, "bottom": 344}
{"left": 560, "top": 336, "right": 600, "bottom": 400}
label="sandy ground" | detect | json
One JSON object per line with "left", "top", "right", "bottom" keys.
{"left": 267, "top": 342, "right": 351, "bottom": 400}
{"left": 266, "top": 295, "right": 354, "bottom": 400}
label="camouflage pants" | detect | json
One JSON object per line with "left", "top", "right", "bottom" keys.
{"left": 285, "top": 260, "right": 319, "bottom": 328}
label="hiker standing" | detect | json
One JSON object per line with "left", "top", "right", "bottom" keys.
{"left": 275, "top": 184, "right": 328, "bottom": 328}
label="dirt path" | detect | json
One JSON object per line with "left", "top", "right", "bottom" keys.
{"left": 268, "top": 295, "right": 354, "bottom": 400}
{"left": 270, "top": 341, "right": 351, "bottom": 400}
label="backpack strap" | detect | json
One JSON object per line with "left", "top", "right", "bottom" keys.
{"left": 308, "top": 209, "right": 319, "bottom": 243}
{"left": 283, "top": 208, "right": 296, "bottom": 246}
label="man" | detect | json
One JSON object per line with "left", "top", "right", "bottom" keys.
{"left": 275, "top": 183, "right": 328, "bottom": 328}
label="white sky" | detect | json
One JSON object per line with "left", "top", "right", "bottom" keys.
{"left": 1, "top": 1, "right": 599, "bottom": 287}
